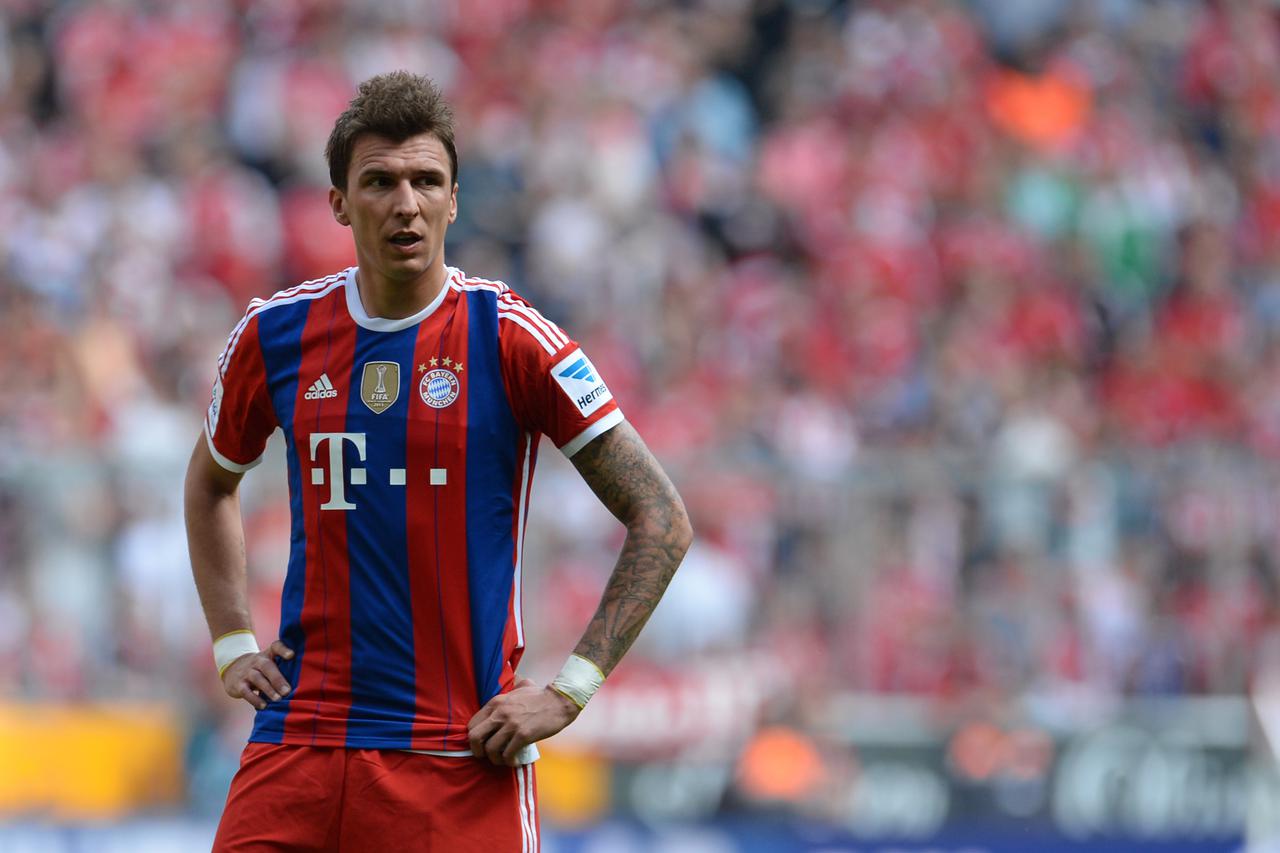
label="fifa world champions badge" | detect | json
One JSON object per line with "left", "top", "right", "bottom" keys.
{"left": 361, "top": 361, "right": 400, "bottom": 414}
{"left": 420, "top": 367, "right": 460, "bottom": 409}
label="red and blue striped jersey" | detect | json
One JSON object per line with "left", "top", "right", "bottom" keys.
{"left": 204, "top": 266, "right": 624, "bottom": 751}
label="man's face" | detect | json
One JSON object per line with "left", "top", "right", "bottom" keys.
{"left": 329, "top": 132, "right": 458, "bottom": 285}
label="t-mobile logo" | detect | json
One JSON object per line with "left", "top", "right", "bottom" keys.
{"left": 310, "top": 432, "right": 367, "bottom": 511}
{"left": 309, "top": 432, "right": 448, "bottom": 511}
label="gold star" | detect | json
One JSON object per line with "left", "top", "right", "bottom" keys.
{"left": 454, "top": 362, "right": 464, "bottom": 372}
{"left": 443, "top": 356, "right": 453, "bottom": 367}
{"left": 429, "top": 356, "right": 438, "bottom": 367}
{"left": 418, "top": 363, "right": 427, "bottom": 373}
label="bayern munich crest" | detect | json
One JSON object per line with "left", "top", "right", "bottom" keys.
{"left": 419, "top": 368, "right": 460, "bottom": 409}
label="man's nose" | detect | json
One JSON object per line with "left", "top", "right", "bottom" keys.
{"left": 390, "top": 181, "right": 417, "bottom": 217}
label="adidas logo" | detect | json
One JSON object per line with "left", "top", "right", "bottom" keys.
{"left": 304, "top": 373, "right": 339, "bottom": 400}
{"left": 557, "top": 357, "right": 596, "bottom": 383}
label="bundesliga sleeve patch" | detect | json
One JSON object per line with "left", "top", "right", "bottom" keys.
{"left": 208, "top": 375, "right": 224, "bottom": 435}
{"left": 552, "top": 349, "right": 613, "bottom": 417}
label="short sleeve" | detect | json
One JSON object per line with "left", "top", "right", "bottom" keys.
{"left": 205, "top": 306, "right": 278, "bottom": 472}
{"left": 498, "top": 291, "right": 624, "bottom": 457}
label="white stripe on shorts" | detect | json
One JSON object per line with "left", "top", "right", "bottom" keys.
{"left": 516, "top": 764, "right": 531, "bottom": 853}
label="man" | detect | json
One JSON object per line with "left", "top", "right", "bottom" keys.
{"left": 184, "top": 71, "right": 692, "bottom": 851}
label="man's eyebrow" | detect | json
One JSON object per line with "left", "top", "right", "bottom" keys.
{"left": 356, "top": 163, "right": 447, "bottom": 178}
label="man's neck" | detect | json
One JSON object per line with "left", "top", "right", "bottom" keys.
{"left": 354, "top": 262, "right": 447, "bottom": 320}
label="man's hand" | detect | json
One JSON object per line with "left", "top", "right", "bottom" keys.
{"left": 221, "top": 639, "right": 295, "bottom": 710}
{"left": 467, "top": 677, "right": 579, "bottom": 766}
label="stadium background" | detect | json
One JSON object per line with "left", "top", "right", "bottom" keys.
{"left": 0, "top": 0, "right": 1275, "bottom": 850}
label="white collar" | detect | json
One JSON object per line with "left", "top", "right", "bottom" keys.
{"left": 344, "top": 266, "right": 454, "bottom": 332}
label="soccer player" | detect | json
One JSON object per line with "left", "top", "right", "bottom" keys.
{"left": 184, "top": 71, "right": 692, "bottom": 851}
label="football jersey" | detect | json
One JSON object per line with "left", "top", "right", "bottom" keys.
{"left": 205, "top": 266, "right": 624, "bottom": 751}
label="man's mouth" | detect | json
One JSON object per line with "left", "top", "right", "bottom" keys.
{"left": 389, "top": 232, "right": 423, "bottom": 249}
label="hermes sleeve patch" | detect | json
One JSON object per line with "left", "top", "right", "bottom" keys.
{"left": 551, "top": 349, "right": 613, "bottom": 417}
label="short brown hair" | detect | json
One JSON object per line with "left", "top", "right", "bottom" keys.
{"left": 325, "top": 71, "right": 458, "bottom": 191}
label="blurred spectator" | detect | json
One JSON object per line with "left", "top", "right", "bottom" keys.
{"left": 1, "top": 3, "right": 1279, "bottom": 812}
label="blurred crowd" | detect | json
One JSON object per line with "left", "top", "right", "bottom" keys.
{"left": 1, "top": 0, "right": 1279, "bottom": 769}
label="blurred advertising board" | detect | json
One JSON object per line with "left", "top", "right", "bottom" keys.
{"left": 0, "top": 702, "right": 183, "bottom": 819}
{"left": 544, "top": 668, "right": 1251, "bottom": 849}
{"left": 545, "top": 819, "right": 1242, "bottom": 853}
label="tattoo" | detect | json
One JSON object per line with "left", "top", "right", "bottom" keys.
{"left": 569, "top": 421, "right": 692, "bottom": 676}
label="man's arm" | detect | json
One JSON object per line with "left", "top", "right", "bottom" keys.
{"left": 565, "top": 421, "right": 693, "bottom": 674}
{"left": 184, "top": 435, "right": 294, "bottom": 709}
{"left": 468, "top": 422, "right": 692, "bottom": 764}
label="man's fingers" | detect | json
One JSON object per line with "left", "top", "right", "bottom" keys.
{"left": 244, "top": 669, "right": 279, "bottom": 702}
{"left": 468, "top": 716, "right": 499, "bottom": 757}
{"left": 256, "top": 660, "right": 292, "bottom": 697}
{"left": 501, "top": 733, "right": 529, "bottom": 766}
{"left": 269, "top": 639, "right": 295, "bottom": 661}
{"left": 484, "top": 725, "right": 515, "bottom": 765}
{"left": 237, "top": 679, "right": 267, "bottom": 710}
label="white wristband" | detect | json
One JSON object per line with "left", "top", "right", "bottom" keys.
{"left": 550, "top": 654, "right": 605, "bottom": 710}
{"left": 213, "top": 630, "right": 260, "bottom": 677}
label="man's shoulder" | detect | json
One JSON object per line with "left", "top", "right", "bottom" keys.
{"left": 448, "top": 267, "right": 557, "bottom": 318}
{"left": 448, "top": 266, "right": 513, "bottom": 299}
{"left": 245, "top": 268, "right": 352, "bottom": 321}
{"left": 447, "top": 267, "right": 572, "bottom": 356}
{"left": 218, "top": 269, "right": 352, "bottom": 372}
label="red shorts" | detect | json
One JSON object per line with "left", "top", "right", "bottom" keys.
{"left": 213, "top": 742, "right": 539, "bottom": 852}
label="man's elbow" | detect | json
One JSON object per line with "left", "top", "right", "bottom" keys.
{"left": 628, "top": 495, "right": 693, "bottom": 558}
{"left": 667, "top": 497, "right": 694, "bottom": 558}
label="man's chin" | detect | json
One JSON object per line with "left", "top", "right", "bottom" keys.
{"left": 381, "top": 255, "right": 431, "bottom": 279}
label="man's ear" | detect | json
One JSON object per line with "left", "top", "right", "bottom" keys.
{"left": 329, "top": 187, "right": 350, "bottom": 226}
{"left": 449, "top": 182, "right": 458, "bottom": 224}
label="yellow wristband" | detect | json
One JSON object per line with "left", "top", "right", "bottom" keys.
{"left": 213, "top": 630, "right": 259, "bottom": 677}
{"left": 550, "top": 654, "right": 605, "bottom": 710}
{"left": 549, "top": 683, "right": 585, "bottom": 710}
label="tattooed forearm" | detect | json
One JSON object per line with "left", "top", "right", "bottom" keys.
{"left": 569, "top": 421, "right": 693, "bottom": 676}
